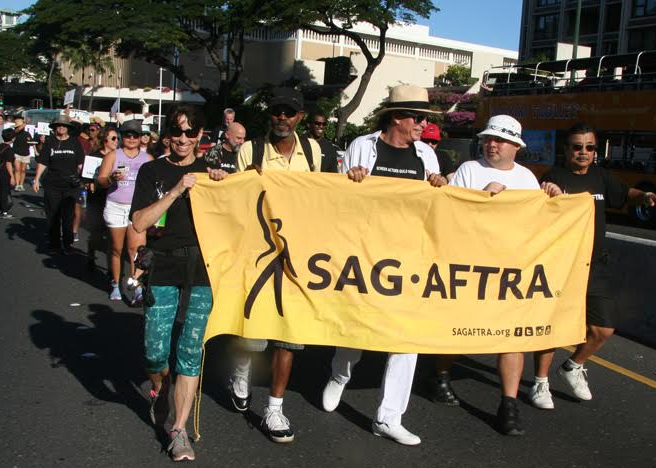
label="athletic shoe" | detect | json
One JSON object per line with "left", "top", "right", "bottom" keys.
{"left": 73, "top": 233, "right": 80, "bottom": 243}
{"left": 0, "top": 212, "right": 13, "bottom": 219}
{"left": 228, "top": 374, "right": 251, "bottom": 412}
{"left": 322, "top": 377, "right": 346, "bottom": 412}
{"left": 557, "top": 364, "right": 592, "bottom": 400}
{"left": 167, "top": 428, "right": 195, "bottom": 462}
{"left": 427, "top": 373, "right": 460, "bottom": 406}
{"left": 14, "top": 184, "right": 23, "bottom": 192}
{"left": 109, "top": 282, "right": 122, "bottom": 301}
{"left": 372, "top": 422, "right": 421, "bottom": 446}
{"left": 130, "top": 287, "right": 143, "bottom": 307}
{"left": 529, "top": 381, "right": 554, "bottom": 410}
{"left": 149, "top": 377, "right": 170, "bottom": 426}
{"left": 60, "top": 246, "right": 74, "bottom": 256}
{"left": 496, "top": 396, "right": 525, "bottom": 436}
{"left": 261, "top": 406, "right": 294, "bottom": 443}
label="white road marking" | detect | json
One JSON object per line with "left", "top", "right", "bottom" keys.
{"left": 606, "top": 232, "right": 656, "bottom": 247}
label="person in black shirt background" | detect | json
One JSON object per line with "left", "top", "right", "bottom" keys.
{"left": 305, "top": 110, "right": 339, "bottom": 173}
{"left": 0, "top": 128, "right": 16, "bottom": 218}
{"left": 33, "top": 116, "right": 85, "bottom": 255}
{"left": 203, "top": 122, "right": 244, "bottom": 173}
{"left": 531, "top": 123, "right": 656, "bottom": 409}
{"left": 12, "top": 115, "right": 32, "bottom": 192}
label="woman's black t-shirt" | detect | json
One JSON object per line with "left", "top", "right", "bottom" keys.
{"left": 130, "top": 157, "right": 210, "bottom": 286}
{"left": 36, "top": 136, "right": 85, "bottom": 190}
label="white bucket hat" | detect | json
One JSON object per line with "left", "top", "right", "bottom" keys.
{"left": 478, "top": 114, "right": 526, "bottom": 148}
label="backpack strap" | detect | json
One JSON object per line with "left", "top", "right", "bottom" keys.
{"left": 251, "top": 137, "right": 265, "bottom": 168}
{"left": 298, "top": 134, "right": 315, "bottom": 171}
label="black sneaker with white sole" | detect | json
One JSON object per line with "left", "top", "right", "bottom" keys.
{"left": 261, "top": 406, "right": 294, "bottom": 443}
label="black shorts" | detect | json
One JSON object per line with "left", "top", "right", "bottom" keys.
{"left": 586, "top": 259, "right": 615, "bottom": 328}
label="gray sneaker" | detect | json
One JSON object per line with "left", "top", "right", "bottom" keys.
{"left": 168, "top": 428, "right": 195, "bottom": 462}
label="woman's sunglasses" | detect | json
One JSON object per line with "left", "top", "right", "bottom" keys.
{"left": 170, "top": 127, "right": 201, "bottom": 138}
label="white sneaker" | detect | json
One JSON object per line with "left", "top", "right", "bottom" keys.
{"left": 372, "top": 422, "right": 421, "bottom": 446}
{"left": 557, "top": 364, "right": 592, "bottom": 400}
{"left": 322, "top": 377, "right": 346, "bottom": 412}
{"left": 262, "top": 406, "right": 294, "bottom": 443}
{"left": 530, "top": 381, "right": 554, "bottom": 409}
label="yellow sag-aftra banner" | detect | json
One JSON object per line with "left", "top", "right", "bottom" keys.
{"left": 190, "top": 171, "right": 594, "bottom": 354}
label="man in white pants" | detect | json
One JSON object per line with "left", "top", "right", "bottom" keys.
{"left": 321, "top": 84, "right": 446, "bottom": 446}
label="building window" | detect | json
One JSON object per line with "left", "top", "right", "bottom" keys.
{"left": 534, "top": 14, "right": 559, "bottom": 40}
{"left": 633, "top": 0, "right": 656, "bottom": 17}
{"left": 565, "top": 7, "right": 599, "bottom": 36}
{"left": 537, "top": 0, "right": 559, "bottom": 6}
{"left": 604, "top": 3, "right": 621, "bottom": 32}
{"left": 628, "top": 27, "right": 656, "bottom": 51}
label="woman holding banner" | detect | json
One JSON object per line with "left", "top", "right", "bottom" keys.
{"left": 130, "top": 105, "right": 229, "bottom": 462}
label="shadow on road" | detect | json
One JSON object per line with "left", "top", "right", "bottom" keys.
{"left": 29, "top": 304, "right": 149, "bottom": 423}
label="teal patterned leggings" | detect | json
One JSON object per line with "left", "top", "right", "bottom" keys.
{"left": 144, "top": 286, "right": 213, "bottom": 376}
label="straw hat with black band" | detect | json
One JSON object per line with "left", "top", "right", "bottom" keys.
{"left": 377, "top": 85, "right": 439, "bottom": 116}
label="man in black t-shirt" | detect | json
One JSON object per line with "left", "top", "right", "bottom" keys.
{"left": 305, "top": 111, "right": 339, "bottom": 173}
{"left": 203, "top": 122, "right": 244, "bottom": 173}
{"left": 321, "top": 85, "right": 444, "bottom": 447}
{"left": 532, "top": 123, "right": 656, "bottom": 409}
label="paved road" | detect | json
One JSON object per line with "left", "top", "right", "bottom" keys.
{"left": 2, "top": 189, "right": 656, "bottom": 468}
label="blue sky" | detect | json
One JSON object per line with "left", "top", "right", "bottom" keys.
{"left": 2, "top": 0, "right": 522, "bottom": 52}
{"left": 421, "top": 0, "right": 522, "bottom": 51}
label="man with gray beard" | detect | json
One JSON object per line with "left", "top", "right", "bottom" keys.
{"left": 204, "top": 122, "right": 245, "bottom": 173}
{"left": 231, "top": 87, "right": 321, "bottom": 444}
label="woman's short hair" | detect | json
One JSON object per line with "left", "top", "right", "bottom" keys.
{"left": 167, "top": 105, "right": 206, "bottom": 133}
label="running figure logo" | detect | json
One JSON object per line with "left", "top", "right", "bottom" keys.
{"left": 244, "top": 190, "right": 298, "bottom": 319}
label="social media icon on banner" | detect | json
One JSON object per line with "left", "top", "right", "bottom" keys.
{"left": 514, "top": 327, "right": 523, "bottom": 337}
{"left": 545, "top": 325, "right": 552, "bottom": 335}
{"left": 536, "top": 326, "right": 544, "bottom": 336}
{"left": 525, "top": 327, "right": 534, "bottom": 336}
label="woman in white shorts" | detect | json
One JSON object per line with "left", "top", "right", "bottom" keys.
{"left": 96, "top": 120, "right": 153, "bottom": 303}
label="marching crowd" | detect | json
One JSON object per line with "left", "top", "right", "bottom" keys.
{"left": 2, "top": 84, "right": 654, "bottom": 462}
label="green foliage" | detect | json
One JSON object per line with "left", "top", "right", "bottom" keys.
{"left": 440, "top": 64, "right": 477, "bottom": 86}
{"left": 0, "top": 30, "right": 46, "bottom": 81}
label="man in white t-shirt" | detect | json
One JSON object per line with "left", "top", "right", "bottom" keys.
{"left": 431, "top": 114, "right": 558, "bottom": 437}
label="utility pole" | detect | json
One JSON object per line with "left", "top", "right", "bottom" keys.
{"left": 572, "top": 0, "right": 582, "bottom": 60}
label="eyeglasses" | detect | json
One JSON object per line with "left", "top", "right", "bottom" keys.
{"left": 270, "top": 106, "right": 298, "bottom": 118}
{"left": 311, "top": 121, "right": 327, "bottom": 127}
{"left": 397, "top": 112, "right": 428, "bottom": 124}
{"left": 170, "top": 127, "right": 201, "bottom": 138}
{"left": 107, "top": 136, "right": 118, "bottom": 142}
{"left": 122, "top": 132, "right": 140, "bottom": 139}
{"left": 570, "top": 143, "right": 596, "bottom": 152}
{"left": 89, "top": 127, "right": 99, "bottom": 132}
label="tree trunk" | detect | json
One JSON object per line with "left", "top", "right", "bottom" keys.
{"left": 88, "top": 72, "right": 96, "bottom": 111}
{"left": 77, "top": 66, "right": 84, "bottom": 109}
{"left": 335, "top": 61, "right": 378, "bottom": 144}
{"left": 47, "top": 57, "right": 55, "bottom": 109}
